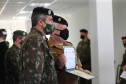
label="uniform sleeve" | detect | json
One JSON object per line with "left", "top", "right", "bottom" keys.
{"left": 5, "top": 50, "right": 20, "bottom": 78}
{"left": 20, "top": 37, "right": 45, "bottom": 84}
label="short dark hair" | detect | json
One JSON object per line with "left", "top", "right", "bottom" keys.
{"left": 122, "top": 36, "right": 126, "bottom": 40}
{"left": 31, "top": 13, "right": 47, "bottom": 27}
{"left": 13, "top": 35, "right": 23, "bottom": 42}
{"left": 80, "top": 29, "right": 88, "bottom": 34}
{"left": 0, "top": 30, "right": 3, "bottom": 38}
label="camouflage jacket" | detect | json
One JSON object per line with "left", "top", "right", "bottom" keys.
{"left": 48, "top": 38, "right": 82, "bottom": 84}
{"left": 4, "top": 44, "right": 21, "bottom": 84}
{"left": 19, "top": 28, "right": 58, "bottom": 84}
{"left": 76, "top": 39, "right": 91, "bottom": 69}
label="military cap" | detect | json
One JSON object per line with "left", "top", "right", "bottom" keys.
{"left": 80, "top": 29, "right": 88, "bottom": 34}
{"left": 33, "top": 7, "right": 54, "bottom": 16}
{"left": 122, "top": 36, "right": 126, "bottom": 40}
{"left": 13, "top": 30, "right": 27, "bottom": 36}
{"left": 53, "top": 15, "right": 68, "bottom": 27}
{"left": 0, "top": 29, "right": 7, "bottom": 36}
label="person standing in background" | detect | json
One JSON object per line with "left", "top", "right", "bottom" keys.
{"left": 5, "top": 30, "right": 27, "bottom": 84}
{"left": 119, "top": 36, "right": 126, "bottom": 84}
{"left": 0, "top": 29, "right": 8, "bottom": 84}
{"left": 77, "top": 29, "right": 91, "bottom": 84}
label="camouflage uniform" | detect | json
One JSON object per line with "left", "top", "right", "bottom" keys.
{"left": 48, "top": 38, "right": 82, "bottom": 84}
{"left": 4, "top": 44, "right": 21, "bottom": 84}
{"left": 77, "top": 39, "right": 91, "bottom": 84}
{"left": 120, "top": 50, "right": 126, "bottom": 84}
{"left": 19, "top": 28, "right": 58, "bottom": 84}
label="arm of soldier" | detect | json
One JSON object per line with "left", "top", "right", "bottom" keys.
{"left": 9, "top": 51, "right": 21, "bottom": 77}
{"left": 22, "top": 38, "right": 44, "bottom": 84}
{"left": 75, "top": 49, "right": 92, "bottom": 75}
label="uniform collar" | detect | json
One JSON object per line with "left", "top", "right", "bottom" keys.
{"left": 13, "top": 44, "right": 20, "bottom": 50}
{"left": 81, "top": 39, "right": 90, "bottom": 43}
{"left": 31, "top": 28, "right": 44, "bottom": 37}
{"left": 48, "top": 37, "right": 68, "bottom": 50}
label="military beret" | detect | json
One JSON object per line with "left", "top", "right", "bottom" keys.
{"left": 80, "top": 29, "right": 88, "bottom": 34}
{"left": 53, "top": 15, "right": 68, "bottom": 27}
{"left": 0, "top": 29, "right": 7, "bottom": 36}
{"left": 122, "top": 36, "right": 126, "bottom": 40}
{"left": 33, "top": 7, "right": 54, "bottom": 16}
{"left": 13, "top": 30, "right": 27, "bottom": 36}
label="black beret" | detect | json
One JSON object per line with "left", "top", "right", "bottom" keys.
{"left": 80, "top": 29, "right": 88, "bottom": 34}
{"left": 0, "top": 29, "right": 7, "bottom": 36}
{"left": 13, "top": 30, "right": 27, "bottom": 36}
{"left": 122, "top": 36, "right": 126, "bottom": 40}
{"left": 53, "top": 15, "right": 68, "bottom": 27}
{"left": 33, "top": 7, "right": 54, "bottom": 16}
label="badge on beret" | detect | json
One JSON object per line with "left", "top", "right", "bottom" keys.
{"left": 58, "top": 18, "right": 61, "bottom": 22}
{"left": 48, "top": 10, "right": 51, "bottom": 15}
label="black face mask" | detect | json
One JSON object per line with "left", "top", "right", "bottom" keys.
{"left": 20, "top": 40, "right": 24, "bottom": 45}
{"left": 55, "top": 29, "right": 69, "bottom": 40}
{"left": 80, "top": 35, "right": 85, "bottom": 40}
{"left": 124, "top": 43, "right": 126, "bottom": 48}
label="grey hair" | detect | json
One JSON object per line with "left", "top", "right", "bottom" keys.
{"left": 31, "top": 13, "right": 48, "bottom": 27}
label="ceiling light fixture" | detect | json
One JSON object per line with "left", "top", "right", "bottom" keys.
{"left": 17, "top": 2, "right": 25, "bottom": 4}
{"left": 0, "top": 0, "right": 9, "bottom": 15}
{"left": 30, "top": 3, "right": 50, "bottom": 7}
{"left": 20, "top": 11, "right": 32, "bottom": 14}
{"left": 16, "top": 16, "right": 26, "bottom": 20}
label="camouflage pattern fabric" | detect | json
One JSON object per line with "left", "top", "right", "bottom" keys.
{"left": 77, "top": 39, "right": 91, "bottom": 84}
{"left": 19, "top": 28, "right": 58, "bottom": 84}
{"left": 5, "top": 44, "right": 21, "bottom": 84}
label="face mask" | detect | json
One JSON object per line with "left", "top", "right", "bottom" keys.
{"left": 124, "top": 43, "right": 126, "bottom": 48}
{"left": 80, "top": 35, "right": 85, "bottom": 39}
{"left": 55, "top": 29, "right": 69, "bottom": 40}
{"left": 20, "top": 40, "right": 24, "bottom": 45}
{"left": 42, "top": 21, "right": 55, "bottom": 35}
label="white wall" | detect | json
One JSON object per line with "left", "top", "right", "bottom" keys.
{"left": 113, "top": 0, "right": 126, "bottom": 83}
{"left": 62, "top": 6, "right": 90, "bottom": 48}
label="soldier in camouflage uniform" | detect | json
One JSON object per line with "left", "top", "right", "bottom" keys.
{"left": 19, "top": 7, "right": 58, "bottom": 84}
{"left": 77, "top": 29, "right": 91, "bottom": 84}
{"left": 120, "top": 36, "right": 126, "bottom": 84}
{"left": 4, "top": 30, "right": 27, "bottom": 84}
{"left": 48, "top": 15, "right": 92, "bottom": 84}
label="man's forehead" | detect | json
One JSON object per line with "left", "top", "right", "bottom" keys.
{"left": 80, "top": 32, "right": 87, "bottom": 34}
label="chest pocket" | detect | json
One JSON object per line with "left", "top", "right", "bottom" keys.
{"left": 50, "top": 47, "right": 63, "bottom": 63}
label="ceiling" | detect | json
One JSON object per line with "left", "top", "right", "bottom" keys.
{"left": 0, "top": 0, "right": 89, "bottom": 21}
